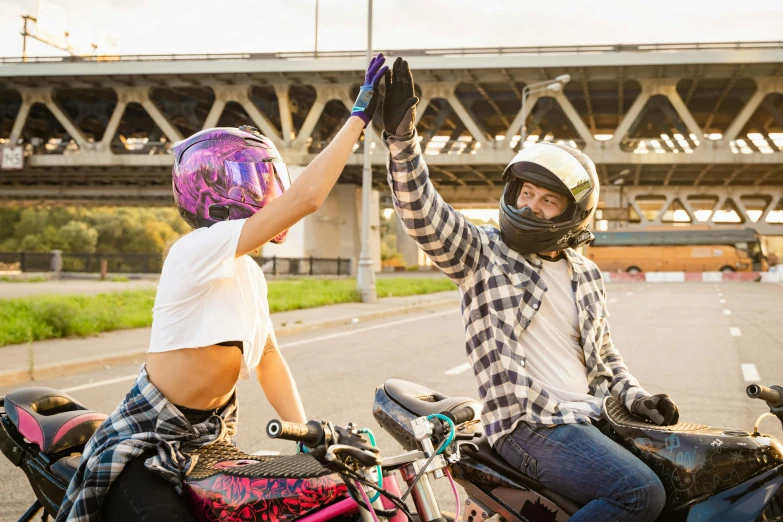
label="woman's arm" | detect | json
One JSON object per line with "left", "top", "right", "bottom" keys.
{"left": 236, "top": 117, "right": 364, "bottom": 257}
{"left": 256, "top": 331, "right": 307, "bottom": 424}
{"left": 236, "top": 54, "right": 388, "bottom": 257}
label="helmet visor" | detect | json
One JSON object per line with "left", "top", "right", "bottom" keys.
{"left": 505, "top": 147, "right": 593, "bottom": 204}
{"left": 224, "top": 160, "right": 291, "bottom": 208}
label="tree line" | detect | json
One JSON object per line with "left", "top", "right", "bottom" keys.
{"left": 0, "top": 207, "right": 189, "bottom": 254}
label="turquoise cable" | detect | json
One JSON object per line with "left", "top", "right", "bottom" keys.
{"left": 358, "top": 428, "right": 382, "bottom": 503}
{"left": 426, "top": 414, "right": 456, "bottom": 453}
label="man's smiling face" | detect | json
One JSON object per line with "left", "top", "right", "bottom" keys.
{"left": 515, "top": 181, "right": 568, "bottom": 220}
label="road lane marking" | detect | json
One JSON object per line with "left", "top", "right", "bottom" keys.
{"left": 609, "top": 298, "right": 618, "bottom": 304}
{"left": 61, "top": 374, "right": 137, "bottom": 393}
{"left": 53, "top": 310, "right": 458, "bottom": 393}
{"left": 445, "top": 362, "right": 471, "bottom": 375}
{"left": 625, "top": 291, "right": 633, "bottom": 296}
{"left": 741, "top": 364, "right": 761, "bottom": 382}
{"left": 280, "top": 309, "right": 457, "bottom": 349}
{"left": 723, "top": 309, "right": 732, "bottom": 316}
{"left": 730, "top": 327, "right": 742, "bottom": 337}
{"left": 718, "top": 292, "right": 724, "bottom": 297}
{"left": 719, "top": 299, "right": 727, "bottom": 304}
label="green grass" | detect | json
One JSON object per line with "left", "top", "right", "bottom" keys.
{"left": 0, "top": 276, "right": 47, "bottom": 283}
{"left": 0, "top": 290, "right": 157, "bottom": 347}
{"left": 0, "top": 278, "right": 455, "bottom": 347}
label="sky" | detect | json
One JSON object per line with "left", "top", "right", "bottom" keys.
{"left": 2, "top": 0, "right": 783, "bottom": 57}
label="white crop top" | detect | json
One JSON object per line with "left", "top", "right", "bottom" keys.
{"left": 148, "top": 219, "right": 272, "bottom": 379}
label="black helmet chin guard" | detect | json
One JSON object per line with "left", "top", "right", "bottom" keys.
{"left": 499, "top": 142, "right": 599, "bottom": 255}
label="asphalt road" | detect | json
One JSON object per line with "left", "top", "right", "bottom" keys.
{"left": 1, "top": 282, "right": 781, "bottom": 520}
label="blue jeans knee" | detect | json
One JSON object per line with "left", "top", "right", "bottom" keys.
{"left": 621, "top": 468, "right": 666, "bottom": 520}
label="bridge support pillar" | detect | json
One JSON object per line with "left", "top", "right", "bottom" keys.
{"left": 262, "top": 166, "right": 381, "bottom": 275}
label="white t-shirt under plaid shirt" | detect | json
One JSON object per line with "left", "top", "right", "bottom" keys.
{"left": 384, "top": 131, "right": 650, "bottom": 448}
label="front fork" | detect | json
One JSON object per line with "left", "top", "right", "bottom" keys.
{"left": 400, "top": 460, "right": 445, "bottom": 522}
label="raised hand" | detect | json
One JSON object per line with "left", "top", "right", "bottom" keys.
{"left": 383, "top": 57, "right": 419, "bottom": 138}
{"left": 351, "top": 53, "right": 389, "bottom": 127}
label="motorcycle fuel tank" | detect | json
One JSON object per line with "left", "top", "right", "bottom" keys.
{"left": 605, "top": 397, "right": 783, "bottom": 512}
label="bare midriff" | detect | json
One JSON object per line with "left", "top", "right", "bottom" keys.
{"left": 146, "top": 345, "right": 242, "bottom": 410}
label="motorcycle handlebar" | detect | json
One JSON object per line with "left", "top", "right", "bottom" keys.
{"left": 442, "top": 405, "right": 476, "bottom": 426}
{"left": 746, "top": 384, "right": 783, "bottom": 408}
{"left": 266, "top": 419, "right": 324, "bottom": 447}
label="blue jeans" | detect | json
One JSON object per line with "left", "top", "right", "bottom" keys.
{"left": 495, "top": 421, "right": 666, "bottom": 522}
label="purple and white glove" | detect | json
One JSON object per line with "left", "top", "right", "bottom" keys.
{"left": 351, "top": 53, "right": 389, "bottom": 127}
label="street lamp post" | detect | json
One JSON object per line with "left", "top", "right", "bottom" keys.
{"left": 314, "top": 0, "right": 319, "bottom": 58}
{"left": 519, "top": 74, "right": 571, "bottom": 147}
{"left": 356, "top": 0, "right": 376, "bottom": 303}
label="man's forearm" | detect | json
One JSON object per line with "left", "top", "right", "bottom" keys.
{"left": 386, "top": 131, "right": 482, "bottom": 283}
{"left": 257, "top": 337, "right": 307, "bottom": 424}
{"left": 601, "top": 330, "right": 650, "bottom": 409}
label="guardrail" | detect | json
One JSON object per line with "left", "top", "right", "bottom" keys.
{"left": 2, "top": 41, "right": 782, "bottom": 64}
{"left": 0, "top": 251, "right": 351, "bottom": 277}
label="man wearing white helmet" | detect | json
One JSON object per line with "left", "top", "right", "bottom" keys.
{"left": 382, "top": 57, "right": 678, "bottom": 521}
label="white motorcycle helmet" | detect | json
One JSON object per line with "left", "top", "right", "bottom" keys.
{"left": 499, "top": 142, "right": 599, "bottom": 255}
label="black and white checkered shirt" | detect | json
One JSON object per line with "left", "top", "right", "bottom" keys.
{"left": 385, "top": 133, "right": 650, "bottom": 447}
{"left": 57, "top": 366, "right": 237, "bottom": 521}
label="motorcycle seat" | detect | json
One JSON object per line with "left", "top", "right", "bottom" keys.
{"left": 461, "top": 433, "right": 583, "bottom": 516}
{"left": 51, "top": 455, "right": 81, "bottom": 483}
{"left": 4, "top": 387, "right": 106, "bottom": 455}
{"left": 384, "top": 379, "right": 480, "bottom": 418}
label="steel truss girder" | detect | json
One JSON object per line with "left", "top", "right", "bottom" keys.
{"left": 607, "top": 185, "right": 783, "bottom": 235}
{"left": 5, "top": 73, "right": 783, "bottom": 193}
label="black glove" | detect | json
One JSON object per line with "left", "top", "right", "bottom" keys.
{"left": 350, "top": 53, "right": 389, "bottom": 127}
{"left": 383, "top": 57, "right": 419, "bottom": 138}
{"left": 631, "top": 394, "right": 680, "bottom": 426}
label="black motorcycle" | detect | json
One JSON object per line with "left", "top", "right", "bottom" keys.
{"left": 373, "top": 379, "right": 783, "bottom": 522}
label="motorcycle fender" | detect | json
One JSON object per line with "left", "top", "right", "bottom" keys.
{"left": 0, "top": 419, "right": 24, "bottom": 466}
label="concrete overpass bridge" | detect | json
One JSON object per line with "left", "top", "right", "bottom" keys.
{"left": 1, "top": 42, "right": 783, "bottom": 261}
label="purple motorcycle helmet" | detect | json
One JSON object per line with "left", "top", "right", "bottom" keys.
{"left": 172, "top": 125, "right": 291, "bottom": 243}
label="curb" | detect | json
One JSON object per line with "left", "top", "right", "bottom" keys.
{"left": 0, "top": 296, "right": 459, "bottom": 388}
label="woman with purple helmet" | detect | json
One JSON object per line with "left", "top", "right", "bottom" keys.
{"left": 56, "top": 55, "right": 389, "bottom": 522}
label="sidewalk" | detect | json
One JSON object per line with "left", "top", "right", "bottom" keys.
{"left": 0, "top": 290, "right": 459, "bottom": 386}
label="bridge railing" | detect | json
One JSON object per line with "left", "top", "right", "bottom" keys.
{"left": 2, "top": 41, "right": 782, "bottom": 64}
{"left": 0, "top": 252, "right": 351, "bottom": 277}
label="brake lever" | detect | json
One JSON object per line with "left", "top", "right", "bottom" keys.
{"left": 324, "top": 444, "right": 381, "bottom": 471}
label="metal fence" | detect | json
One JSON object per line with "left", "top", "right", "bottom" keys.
{"left": 3, "top": 41, "right": 783, "bottom": 64}
{"left": 0, "top": 252, "right": 351, "bottom": 277}
{"left": 0, "top": 251, "right": 55, "bottom": 272}
{"left": 252, "top": 256, "right": 351, "bottom": 276}
{"left": 61, "top": 253, "right": 162, "bottom": 273}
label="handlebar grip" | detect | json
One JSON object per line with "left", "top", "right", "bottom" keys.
{"left": 443, "top": 405, "right": 476, "bottom": 426}
{"left": 747, "top": 385, "right": 783, "bottom": 408}
{"left": 266, "top": 420, "right": 324, "bottom": 447}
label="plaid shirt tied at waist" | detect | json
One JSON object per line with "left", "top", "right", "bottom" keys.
{"left": 57, "top": 365, "right": 237, "bottom": 522}
{"left": 385, "top": 132, "right": 650, "bottom": 448}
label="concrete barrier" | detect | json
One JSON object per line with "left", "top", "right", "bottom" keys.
{"left": 603, "top": 272, "right": 781, "bottom": 283}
